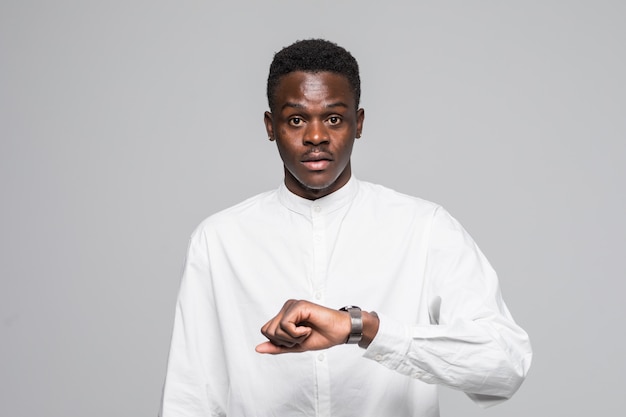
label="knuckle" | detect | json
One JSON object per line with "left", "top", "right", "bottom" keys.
{"left": 279, "top": 319, "right": 291, "bottom": 331}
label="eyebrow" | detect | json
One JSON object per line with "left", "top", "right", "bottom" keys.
{"left": 281, "top": 101, "right": 349, "bottom": 110}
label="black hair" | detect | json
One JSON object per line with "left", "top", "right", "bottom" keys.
{"left": 266, "top": 39, "right": 361, "bottom": 111}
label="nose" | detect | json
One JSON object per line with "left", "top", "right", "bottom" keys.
{"left": 303, "top": 120, "right": 329, "bottom": 146}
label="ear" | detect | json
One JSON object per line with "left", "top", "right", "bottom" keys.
{"left": 355, "top": 108, "right": 365, "bottom": 138}
{"left": 264, "top": 111, "right": 275, "bottom": 141}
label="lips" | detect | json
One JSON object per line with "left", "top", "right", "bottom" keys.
{"left": 301, "top": 152, "right": 332, "bottom": 171}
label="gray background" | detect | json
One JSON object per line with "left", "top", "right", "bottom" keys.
{"left": 1, "top": 1, "right": 624, "bottom": 416}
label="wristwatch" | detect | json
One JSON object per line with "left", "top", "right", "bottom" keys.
{"left": 339, "top": 305, "right": 363, "bottom": 344}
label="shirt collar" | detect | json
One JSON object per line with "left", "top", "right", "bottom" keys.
{"left": 277, "top": 176, "right": 359, "bottom": 218}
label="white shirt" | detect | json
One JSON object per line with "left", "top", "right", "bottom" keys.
{"left": 159, "top": 177, "right": 532, "bottom": 417}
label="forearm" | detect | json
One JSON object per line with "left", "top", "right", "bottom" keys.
{"left": 363, "top": 313, "right": 532, "bottom": 402}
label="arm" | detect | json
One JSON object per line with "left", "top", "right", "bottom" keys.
{"left": 160, "top": 227, "right": 228, "bottom": 417}
{"left": 255, "top": 300, "right": 380, "bottom": 354}
{"left": 256, "top": 207, "right": 532, "bottom": 407}
{"left": 364, "top": 207, "right": 532, "bottom": 406}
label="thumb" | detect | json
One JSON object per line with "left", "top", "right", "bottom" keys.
{"left": 255, "top": 341, "right": 300, "bottom": 354}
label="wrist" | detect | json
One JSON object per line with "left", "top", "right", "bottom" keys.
{"left": 358, "top": 311, "right": 379, "bottom": 349}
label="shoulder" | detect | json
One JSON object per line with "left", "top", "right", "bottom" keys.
{"left": 355, "top": 181, "right": 478, "bottom": 253}
{"left": 355, "top": 179, "right": 441, "bottom": 217}
{"left": 191, "top": 188, "right": 279, "bottom": 238}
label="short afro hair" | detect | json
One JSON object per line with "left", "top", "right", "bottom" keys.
{"left": 266, "top": 39, "right": 361, "bottom": 111}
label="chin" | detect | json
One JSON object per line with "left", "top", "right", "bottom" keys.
{"left": 286, "top": 167, "right": 346, "bottom": 198}
{"left": 297, "top": 176, "right": 337, "bottom": 192}
{"left": 301, "top": 182, "right": 333, "bottom": 191}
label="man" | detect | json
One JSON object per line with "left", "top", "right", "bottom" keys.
{"left": 160, "top": 39, "right": 531, "bottom": 417}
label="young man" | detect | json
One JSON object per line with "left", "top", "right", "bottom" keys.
{"left": 160, "top": 39, "right": 531, "bottom": 417}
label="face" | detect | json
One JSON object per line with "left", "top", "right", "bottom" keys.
{"left": 264, "top": 71, "right": 365, "bottom": 200}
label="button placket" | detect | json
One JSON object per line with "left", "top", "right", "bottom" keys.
{"left": 310, "top": 203, "right": 330, "bottom": 417}
{"left": 311, "top": 203, "right": 327, "bottom": 304}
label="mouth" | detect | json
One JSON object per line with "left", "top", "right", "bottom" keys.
{"left": 301, "top": 153, "right": 333, "bottom": 171}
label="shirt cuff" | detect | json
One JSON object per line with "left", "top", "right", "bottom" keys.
{"left": 361, "top": 313, "right": 413, "bottom": 374}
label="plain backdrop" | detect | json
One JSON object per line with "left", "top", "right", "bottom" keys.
{"left": 1, "top": 1, "right": 625, "bottom": 416}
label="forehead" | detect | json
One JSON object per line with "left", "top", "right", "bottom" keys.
{"left": 274, "top": 71, "right": 355, "bottom": 108}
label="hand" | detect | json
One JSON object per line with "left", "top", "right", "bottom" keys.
{"left": 255, "top": 299, "right": 351, "bottom": 354}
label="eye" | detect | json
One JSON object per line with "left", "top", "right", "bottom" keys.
{"left": 328, "top": 116, "right": 341, "bottom": 125}
{"left": 289, "top": 117, "right": 303, "bottom": 126}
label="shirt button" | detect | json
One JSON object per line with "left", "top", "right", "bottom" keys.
{"left": 317, "top": 353, "right": 325, "bottom": 362}
{"left": 313, "top": 205, "right": 321, "bottom": 213}
{"left": 314, "top": 291, "right": 322, "bottom": 300}
{"left": 375, "top": 354, "right": 383, "bottom": 362}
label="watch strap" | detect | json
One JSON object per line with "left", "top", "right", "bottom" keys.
{"left": 339, "top": 305, "right": 363, "bottom": 344}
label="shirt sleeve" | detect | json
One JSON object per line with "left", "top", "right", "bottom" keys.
{"left": 159, "top": 225, "right": 229, "bottom": 417}
{"left": 363, "top": 207, "right": 532, "bottom": 408}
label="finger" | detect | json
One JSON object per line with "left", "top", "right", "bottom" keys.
{"left": 255, "top": 341, "right": 303, "bottom": 355}
{"left": 260, "top": 319, "right": 276, "bottom": 338}
{"left": 267, "top": 324, "right": 311, "bottom": 347}
{"left": 260, "top": 331, "right": 297, "bottom": 348}
{"left": 279, "top": 320, "right": 311, "bottom": 339}
{"left": 259, "top": 300, "right": 313, "bottom": 347}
